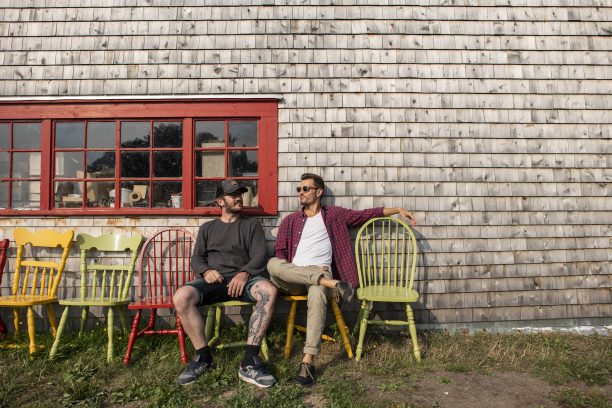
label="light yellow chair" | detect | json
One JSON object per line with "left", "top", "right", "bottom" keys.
{"left": 283, "top": 295, "right": 353, "bottom": 359}
{"left": 0, "top": 228, "right": 74, "bottom": 354}
{"left": 50, "top": 232, "right": 142, "bottom": 362}
{"left": 353, "top": 217, "right": 421, "bottom": 362}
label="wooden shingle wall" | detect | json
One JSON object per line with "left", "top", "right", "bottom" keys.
{"left": 0, "top": 1, "right": 610, "bottom": 330}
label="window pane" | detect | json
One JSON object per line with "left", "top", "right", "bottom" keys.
{"left": 195, "top": 180, "right": 221, "bottom": 207}
{"left": 13, "top": 152, "right": 41, "bottom": 178}
{"left": 240, "top": 180, "right": 259, "bottom": 208}
{"left": 121, "top": 122, "right": 150, "bottom": 148}
{"left": 153, "top": 122, "right": 182, "bottom": 148}
{"left": 152, "top": 182, "right": 182, "bottom": 208}
{"left": 118, "top": 182, "right": 149, "bottom": 208}
{"left": 86, "top": 181, "right": 114, "bottom": 208}
{"left": 121, "top": 152, "right": 149, "bottom": 178}
{"left": 56, "top": 122, "right": 85, "bottom": 149}
{"left": 55, "top": 152, "right": 84, "bottom": 178}
{"left": 0, "top": 152, "right": 8, "bottom": 178}
{"left": 196, "top": 151, "right": 225, "bottom": 178}
{"left": 0, "top": 182, "right": 7, "bottom": 208}
{"left": 12, "top": 181, "right": 40, "bottom": 209}
{"left": 87, "top": 122, "right": 116, "bottom": 148}
{"left": 195, "top": 121, "right": 225, "bottom": 146}
{"left": 86, "top": 151, "right": 115, "bottom": 178}
{"left": 0, "top": 123, "right": 9, "bottom": 149}
{"left": 13, "top": 123, "right": 41, "bottom": 149}
{"left": 229, "top": 121, "right": 257, "bottom": 147}
{"left": 55, "top": 181, "right": 83, "bottom": 208}
{"left": 153, "top": 151, "right": 182, "bottom": 178}
{"left": 229, "top": 151, "right": 258, "bottom": 177}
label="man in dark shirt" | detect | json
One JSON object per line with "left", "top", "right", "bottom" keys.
{"left": 174, "top": 179, "right": 278, "bottom": 388}
{"left": 268, "top": 173, "right": 416, "bottom": 387}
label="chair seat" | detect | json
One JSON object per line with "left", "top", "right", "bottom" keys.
{"left": 0, "top": 295, "right": 57, "bottom": 306}
{"left": 357, "top": 286, "right": 419, "bottom": 303}
{"left": 128, "top": 297, "right": 174, "bottom": 309}
{"left": 210, "top": 300, "right": 254, "bottom": 307}
{"left": 59, "top": 297, "right": 129, "bottom": 307}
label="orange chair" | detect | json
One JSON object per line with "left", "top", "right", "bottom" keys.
{"left": 0, "top": 228, "right": 74, "bottom": 354}
{"left": 0, "top": 239, "right": 10, "bottom": 338}
{"left": 123, "top": 228, "right": 195, "bottom": 365}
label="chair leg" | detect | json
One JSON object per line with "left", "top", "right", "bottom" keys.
{"left": 176, "top": 314, "right": 188, "bottom": 364}
{"left": 331, "top": 301, "right": 353, "bottom": 359}
{"left": 204, "top": 306, "right": 215, "bottom": 341}
{"left": 79, "top": 306, "right": 89, "bottom": 336}
{"left": 50, "top": 306, "right": 70, "bottom": 359}
{"left": 13, "top": 308, "right": 20, "bottom": 338}
{"left": 118, "top": 308, "right": 128, "bottom": 332}
{"left": 27, "top": 307, "right": 36, "bottom": 354}
{"left": 405, "top": 304, "right": 421, "bottom": 363}
{"left": 353, "top": 300, "right": 368, "bottom": 335}
{"left": 107, "top": 307, "right": 115, "bottom": 362}
{"left": 46, "top": 304, "right": 58, "bottom": 337}
{"left": 208, "top": 306, "right": 222, "bottom": 347}
{"left": 122, "top": 309, "right": 141, "bottom": 365}
{"left": 283, "top": 300, "right": 298, "bottom": 359}
{"left": 355, "top": 301, "right": 371, "bottom": 362}
{"left": 260, "top": 335, "right": 269, "bottom": 362}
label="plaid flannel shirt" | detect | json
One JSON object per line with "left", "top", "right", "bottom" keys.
{"left": 274, "top": 205, "right": 384, "bottom": 287}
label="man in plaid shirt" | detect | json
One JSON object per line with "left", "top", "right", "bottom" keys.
{"left": 268, "top": 173, "right": 416, "bottom": 387}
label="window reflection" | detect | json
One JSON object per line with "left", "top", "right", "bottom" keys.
{"left": 0, "top": 123, "right": 9, "bottom": 149}
{"left": 0, "top": 152, "right": 8, "bottom": 178}
{"left": 86, "top": 181, "right": 114, "bottom": 208}
{"left": 13, "top": 123, "right": 41, "bottom": 149}
{"left": 12, "top": 181, "right": 40, "bottom": 209}
{"left": 55, "top": 152, "right": 83, "bottom": 178}
{"left": 13, "top": 152, "right": 41, "bottom": 178}
{"left": 87, "top": 151, "right": 115, "bottom": 178}
{"left": 0, "top": 182, "right": 7, "bottom": 208}
{"left": 196, "top": 151, "right": 225, "bottom": 178}
{"left": 196, "top": 180, "right": 221, "bottom": 207}
{"left": 56, "top": 122, "right": 84, "bottom": 149}
{"left": 87, "top": 122, "right": 116, "bottom": 148}
{"left": 195, "top": 121, "right": 225, "bottom": 146}
{"left": 229, "top": 121, "right": 257, "bottom": 147}
{"left": 229, "top": 151, "right": 258, "bottom": 177}
{"left": 153, "top": 151, "right": 182, "bottom": 177}
{"left": 153, "top": 122, "right": 182, "bottom": 148}
{"left": 121, "top": 152, "right": 149, "bottom": 178}
{"left": 121, "top": 122, "right": 150, "bottom": 148}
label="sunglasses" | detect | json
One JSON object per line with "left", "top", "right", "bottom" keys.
{"left": 296, "top": 186, "right": 319, "bottom": 193}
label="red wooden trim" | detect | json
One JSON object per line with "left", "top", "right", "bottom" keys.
{"left": 0, "top": 99, "right": 279, "bottom": 216}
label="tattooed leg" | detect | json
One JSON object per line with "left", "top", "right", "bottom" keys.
{"left": 247, "top": 281, "right": 277, "bottom": 345}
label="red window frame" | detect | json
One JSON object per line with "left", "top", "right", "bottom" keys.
{"left": 0, "top": 98, "right": 278, "bottom": 216}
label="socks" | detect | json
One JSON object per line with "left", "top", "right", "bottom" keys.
{"left": 242, "top": 345, "right": 260, "bottom": 367}
{"left": 195, "top": 346, "right": 213, "bottom": 364}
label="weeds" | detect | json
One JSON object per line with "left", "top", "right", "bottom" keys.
{"left": 0, "top": 326, "right": 608, "bottom": 408}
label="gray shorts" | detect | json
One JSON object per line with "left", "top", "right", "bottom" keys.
{"left": 185, "top": 274, "right": 268, "bottom": 305}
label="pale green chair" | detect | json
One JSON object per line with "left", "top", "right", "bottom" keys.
{"left": 50, "top": 232, "right": 142, "bottom": 362}
{"left": 353, "top": 217, "right": 421, "bottom": 362}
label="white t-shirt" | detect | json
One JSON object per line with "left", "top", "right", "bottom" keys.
{"left": 291, "top": 212, "right": 333, "bottom": 268}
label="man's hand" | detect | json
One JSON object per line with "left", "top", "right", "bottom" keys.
{"left": 227, "top": 271, "right": 249, "bottom": 298}
{"left": 397, "top": 208, "right": 417, "bottom": 227}
{"left": 203, "top": 269, "right": 223, "bottom": 284}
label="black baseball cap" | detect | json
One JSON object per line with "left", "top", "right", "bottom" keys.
{"left": 217, "top": 178, "right": 248, "bottom": 198}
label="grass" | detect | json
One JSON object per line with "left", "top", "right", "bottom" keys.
{"left": 0, "top": 325, "right": 609, "bottom": 408}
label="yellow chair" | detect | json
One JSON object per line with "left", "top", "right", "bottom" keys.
{"left": 353, "top": 217, "right": 421, "bottom": 362}
{"left": 50, "top": 233, "right": 142, "bottom": 362}
{"left": 0, "top": 228, "right": 74, "bottom": 354}
{"left": 283, "top": 295, "right": 353, "bottom": 359}
{"left": 204, "top": 300, "right": 269, "bottom": 361}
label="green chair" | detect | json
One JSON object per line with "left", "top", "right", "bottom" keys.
{"left": 50, "top": 232, "right": 142, "bottom": 362}
{"left": 353, "top": 217, "right": 421, "bottom": 362}
{"left": 205, "top": 300, "right": 269, "bottom": 361}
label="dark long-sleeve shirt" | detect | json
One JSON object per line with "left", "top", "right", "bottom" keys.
{"left": 274, "top": 205, "right": 384, "bottom": 287}
{"left": 191, "top": 217, "right": 267, "bottom": 281}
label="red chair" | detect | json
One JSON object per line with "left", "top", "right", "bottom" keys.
{"left": 123, "top": 228, "right": 195, "bottom": 365}
{"left": 0, "top": 239, "right": 10, "bottom": 338}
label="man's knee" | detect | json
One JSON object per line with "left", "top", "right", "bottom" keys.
{"left": 266, "top": 257, "right": 284, "bottom": 277}
{"left": 252, "top": 280, "right": 278, "bottom": 304}
{"left": 173, "top": 286, "right": 199, "bottom": 313}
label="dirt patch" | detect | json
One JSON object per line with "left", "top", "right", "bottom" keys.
{"left": 366, "top": 370, "right": 558, "bottom": 408}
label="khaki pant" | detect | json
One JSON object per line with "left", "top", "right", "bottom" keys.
{"left": 267, "top": 257, "right": 330, "bottom": 356}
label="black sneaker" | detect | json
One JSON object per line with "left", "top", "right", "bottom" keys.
{"left": 295, "top": 362, "right": 316, "bottom": 387}
{"left": 176, "top": 359, "right": 215, "bottom": 386}
{"left": 238, "top": 355, "right": 277, "bottom": 388}
{"left": 332, "top": 281, "right": 355, "bottom": 305}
